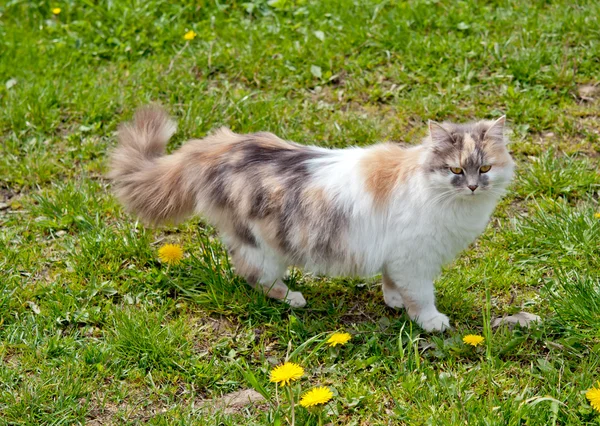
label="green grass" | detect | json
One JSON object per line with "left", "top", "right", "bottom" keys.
{"left": 2, "top": 0, "right": 600, "bottom": 424}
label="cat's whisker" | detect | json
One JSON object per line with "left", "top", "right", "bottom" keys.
{"left": 423, "top": 190, "right": 457, "bottom": 209}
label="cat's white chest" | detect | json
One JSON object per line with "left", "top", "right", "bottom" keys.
{"left": 386, "top": 197, "right": 495, "bottom": 273}
{"left": 428, "top": 207, "right": 487, "bottom": 256}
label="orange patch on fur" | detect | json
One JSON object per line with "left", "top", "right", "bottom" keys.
{"left": 481, "top": 140, "right": 512, "bottom": 168}
{"left": 462, "top": 133, "right": 477, "bottom": 157}
{"left": 361, "top": 144, "right": 422, "bottom": 207}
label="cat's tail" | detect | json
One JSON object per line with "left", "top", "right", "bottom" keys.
{"left": 108, "top": 106, "right": 196, "bottom": 225}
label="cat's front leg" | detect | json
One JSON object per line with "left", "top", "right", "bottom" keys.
{"left": 382, "top": 273, "right": 404, "bottom": 308}
{"left": 383, "top": 269, "right": 450, "bottom": 332}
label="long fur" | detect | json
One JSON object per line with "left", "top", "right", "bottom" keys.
{"left": 108, "top": 106, "right": 514, "bottom": 332}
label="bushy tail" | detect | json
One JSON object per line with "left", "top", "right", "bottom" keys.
{"left": 108, "top": 106, "right": 196, "bottom": 225}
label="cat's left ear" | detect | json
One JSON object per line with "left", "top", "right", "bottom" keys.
{"left": 483, "top": 116, "right": 506, "bottom": 143}
{"left": 428, "top": 120, "right": 454, "bottom": 145}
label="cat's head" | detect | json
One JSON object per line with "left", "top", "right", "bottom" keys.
{"left": 424, "top": 117, "right": 514, "bottom": 199}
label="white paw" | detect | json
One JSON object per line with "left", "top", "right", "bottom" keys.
{"left": 285, "top": 291, "right": 306, "bottom": 308}
{"left": 416, "top": 312, "right": 450, "bottom": 332}
{"left": 383, "top": 292, "right": 404, "bottom": 309}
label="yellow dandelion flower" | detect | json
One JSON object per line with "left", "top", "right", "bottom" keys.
{"left": 158, "top": 244, "right": 184, "bottom": 265}
{"left": 300, "top": 386, "right": 333, "bottom": 408}
{"left": 594, "top": 212, "right": 600, "bottom": 219}
{"left": 184, "top": 30, "right": 197, "bottom": 41}
{"left": 326, "top": 332, "right": 351, "bottom": 347}
{"left": 52, "top": 7, "right": 61, "bottom": 14}
{"left": 463, "top": 334, "right": 485, "bottom": 347}
{"left": 269, "top": 362, "right": 304, "bottom": 386}
{"left": 587, "top": 382, "right": 600, "bottom": 413}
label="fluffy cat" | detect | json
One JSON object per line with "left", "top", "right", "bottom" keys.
{"left": 108, "top": 106, "right": 514, "bottom": 332}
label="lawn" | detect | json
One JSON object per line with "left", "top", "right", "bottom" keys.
{"left": 1, "top": 0, "right": 600, "bottom": 424}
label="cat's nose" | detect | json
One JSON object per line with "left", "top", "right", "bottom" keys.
{"left": 468, "top": 184, "right": 479, "bottom": 192}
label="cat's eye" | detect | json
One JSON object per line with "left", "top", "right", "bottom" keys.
{"left": 480, "top": 165, "right": 492, "bottom": 173}
{"left": 449, "top": 167, "right": 463, "bottom": 174}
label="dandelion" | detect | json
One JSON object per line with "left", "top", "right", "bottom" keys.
{"left": 269, "top": 362, "right": 304, "bottom": 386}
{"left": 587, "top": 382, "right": 600, "bottom": 413}
{"left": 326, "top": 332, "right": 351, "bottom": 347}
{"left": 300, "top": 386, "right": 333, "bottom": 408}
{"left": 595, "top": 212, "right": 600, "bottom": 219}
{"left": 52, "top": 7, "right": 61, "bottom": 14}
{"left": 463, "top": 334, "right": 485, "bottom": 347}
{"left": 158, "top": 243, "right": 184, "bottom": 265}
{"left": 183, "top": 30, "right": 197, "bottom": 41}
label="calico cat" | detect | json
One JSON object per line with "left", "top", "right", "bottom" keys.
{"left": 109, "top": 106, "right": 514, "bottom": 332}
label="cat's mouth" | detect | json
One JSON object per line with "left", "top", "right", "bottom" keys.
{"left": 458, "top": 188, "right": 484, "bottom": 198}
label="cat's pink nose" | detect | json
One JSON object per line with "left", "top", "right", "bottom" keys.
{"left": 468, "top": 184, "right": 478, "bottom": 192}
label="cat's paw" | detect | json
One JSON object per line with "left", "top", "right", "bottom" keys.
{"left": 285, "top": 291, "right": 307, "bottom": 308}
{"left": 416, "top": 312, "right": 450, "bottom": 332}
{"left": 383, "top": 291, "right": 404, "bottom": 309}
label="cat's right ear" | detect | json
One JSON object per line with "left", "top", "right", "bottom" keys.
{"left": 428, "top": 120, "right": 454, "bottom": 145}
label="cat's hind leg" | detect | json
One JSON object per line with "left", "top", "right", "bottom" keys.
{"left": 229, "top": 244, "right": 306, "bottom": 308}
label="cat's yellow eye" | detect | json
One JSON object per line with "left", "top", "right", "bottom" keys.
{"left": 480, "top": 165, "right": 492, "bottom": 173}
{"left": 449, "top": 167, "right": 463, "bottom": 174}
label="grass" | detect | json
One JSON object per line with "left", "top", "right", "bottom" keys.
{"left": 1, "top": 0, "right": 600, "bottom": 424}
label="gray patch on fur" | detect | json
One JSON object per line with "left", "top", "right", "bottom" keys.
{"left": 234, "top": 220, "right": 258, "bottom": 247}
{"left": 200, "top": 136, "right": 350, "bottom": 260}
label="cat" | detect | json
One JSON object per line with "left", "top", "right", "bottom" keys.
{"left": 108, "top": 106, "right": 514, "bottom": 332}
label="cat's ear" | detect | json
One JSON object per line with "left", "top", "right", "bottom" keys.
{"left": 483, "top": 116, "right": 506, "bottom": 143}
{"left": 428, "top": 120, "right": 454, "bottom": 145}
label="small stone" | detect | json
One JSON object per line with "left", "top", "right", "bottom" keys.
{"left": 26, "top": 301, "right": 41, "bottom": 315}
{"left": 578, "top": 84, "right": 598, "bottom": 101}
{"left": 197, "top": 389, "right": 265, "bottom": 414}
{"left": 491, "top": 311, "right": 541, "bottom": 329}
{"left": 0, "top": 202, "right": 9, "bottom": 210}
{"left": 5, "top": 78, "right": 17, "bottom": 90}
